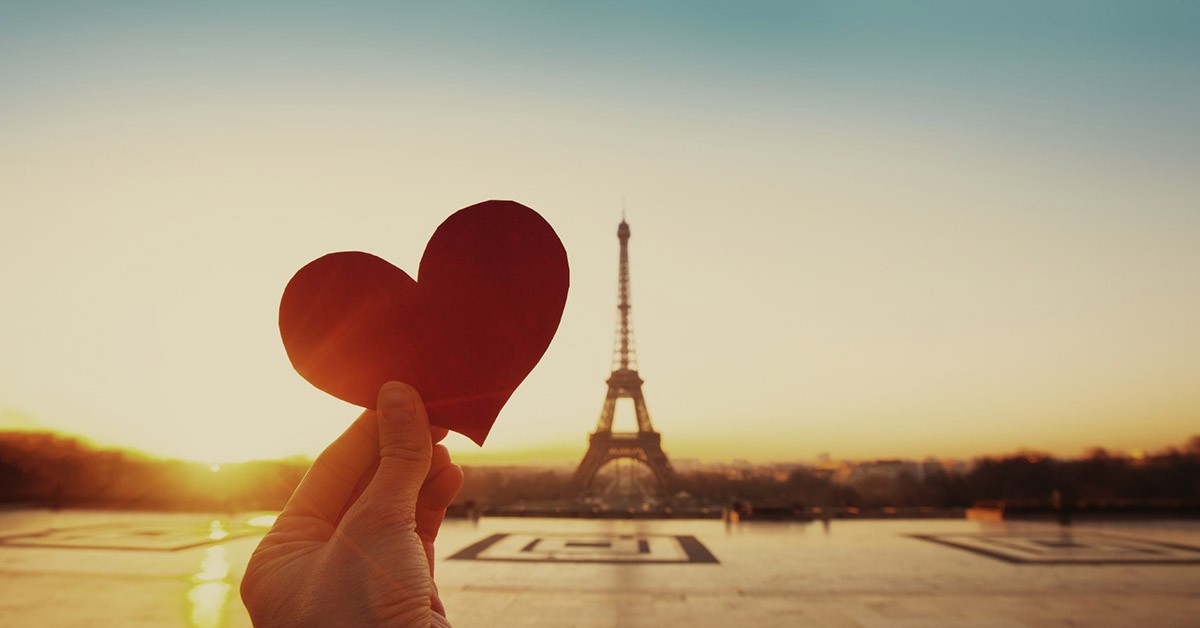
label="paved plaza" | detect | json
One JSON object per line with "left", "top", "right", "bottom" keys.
{"left": 0, "top": 509, "right": 1197, "bottom": 627}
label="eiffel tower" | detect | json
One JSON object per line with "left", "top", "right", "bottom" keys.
{"left": 571, "top": 216, "right": 676, "bottom": 497}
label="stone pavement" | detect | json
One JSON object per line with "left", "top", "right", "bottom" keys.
{"left": 0, "top": 509, "right": 1197, "bottom": 627}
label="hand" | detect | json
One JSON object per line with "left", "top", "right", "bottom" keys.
{"left": 241, "top": 381, "right": 464, "bottom": 627}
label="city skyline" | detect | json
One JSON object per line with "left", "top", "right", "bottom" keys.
{"left": 2, "top": 2, "right": 1198, "bottom": 465}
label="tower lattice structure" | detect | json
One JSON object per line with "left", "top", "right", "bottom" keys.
{"left": 571, "top": 217, "right": 676, "bottom": 496}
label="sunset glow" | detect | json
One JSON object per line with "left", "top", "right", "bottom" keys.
{"left": 1, "top": 2, "right": 1198, "bottom": 465}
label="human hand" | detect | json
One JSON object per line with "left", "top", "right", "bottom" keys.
{"left": 241, "top": 381, "right": 464, "bottom": 627}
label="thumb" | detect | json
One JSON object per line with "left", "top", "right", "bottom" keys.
{"left": 353, "top": 381, "right": 432, "bottom": 523}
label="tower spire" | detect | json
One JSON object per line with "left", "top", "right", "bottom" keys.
{"left": 613, "top": 216, "right": 636, "bottom": 371}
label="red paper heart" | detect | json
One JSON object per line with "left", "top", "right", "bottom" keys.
{"left": 279, "top": 200, "right": 569, "bottom": 445}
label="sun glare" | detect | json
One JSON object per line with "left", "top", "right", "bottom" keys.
{"left": 245, "top": 515, "right": 278, "bottom": 528}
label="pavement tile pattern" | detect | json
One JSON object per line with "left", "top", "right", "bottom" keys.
{"left": 448, "top": 532, "right": 719, "bottom": 564}
{"left": 0, "top": 510, "right": 1197, "bottom": 627}
{"left": 910, "top": 530, "right": 1200, "bottom": 564}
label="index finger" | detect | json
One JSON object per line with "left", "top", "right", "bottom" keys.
{"left": 278, "top": 409, "right": 379, "bottom": 529}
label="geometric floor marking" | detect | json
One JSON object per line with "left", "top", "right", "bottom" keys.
{"left": 0, "top": 520, "right": 259, "bottom": 552}
{"left": 448, "top": 532, "right": 719, "bottom": 564}
{"left": 910, "top": 531, "right": 1200, "bottom": 565}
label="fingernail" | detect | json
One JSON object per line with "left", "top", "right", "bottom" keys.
{"left": 379, "top": 382, "right": 415, "bottom": 422}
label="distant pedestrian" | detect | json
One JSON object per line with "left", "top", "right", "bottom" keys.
{"left": 1052, "top": 488, "right": 1072, "bottom": 526}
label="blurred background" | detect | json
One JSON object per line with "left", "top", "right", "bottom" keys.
{"left": 2, "top": 0, "right": 1198, "bottom": 531}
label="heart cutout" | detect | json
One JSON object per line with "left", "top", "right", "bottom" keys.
{"left": 279, "top": 200, "right": 570, "bottom": 445}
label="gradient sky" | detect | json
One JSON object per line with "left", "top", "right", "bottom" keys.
{"left": 2, "top": 2, "right": 1198, "bottom": 465}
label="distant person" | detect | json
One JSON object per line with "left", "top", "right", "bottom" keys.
{"left": 724, "top": 500, "right": 739, "bottom": 524}
{"left": 463, "top": 498, "right": 481, "bottom": 523}
{"left": 1052, "top": 488, "right": 1072, "bottom": 526}
{"left": 241, "top": 381, "right": 464, "bottom": 627}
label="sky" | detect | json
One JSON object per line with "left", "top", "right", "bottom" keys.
{"left": 1, "top": 1, "right": 1198, "bottom": 465}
